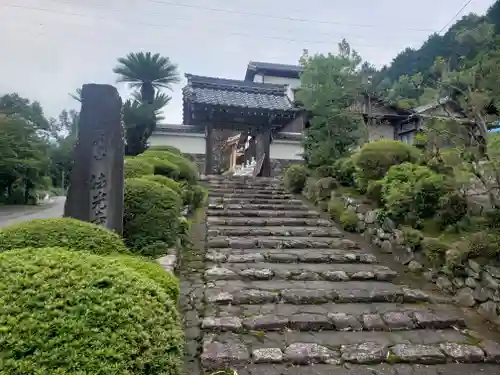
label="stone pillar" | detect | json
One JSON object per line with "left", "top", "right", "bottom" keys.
{"left": 205, "top": 123, "right": 213, "bottom": 175}
{"left": 64, "top": 84, "right": 124, "bottom": 234}
{"left": 261, "top": 128, "right": 272, "bottom": 177}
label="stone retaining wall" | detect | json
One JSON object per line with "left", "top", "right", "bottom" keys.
{"left": 270, "top": 159, "right": 303, "bottom": 177}
{"left": 334, "top": 191, "right": 500, "bottom": 326}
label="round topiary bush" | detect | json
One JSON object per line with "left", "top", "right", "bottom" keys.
{"left": 353, "top": 140, "right": 421, "bottom": 181}
{"left": 141, "top": 175, "right": 182, "bottom": 196}
{"left": 0, "top": 217, "right": 128, "bottom": 255}
{"left": 284, "top": 164, "right": 310, "bottom": 193}
{"left": 148, "top": 145, "right": 182, "bottom": 154}
{"left": 109, "top": 254, "right": 180, "bottom": 301}
{"left": 0, "top": 247, "right": 183, "bottom": 375}
{"left": 141, "top": 156, "right": 181, "bottom": 180}
{"left": 124, "top": 178, "right": 182, "bottom": 250}
{"left": 124, "top": 157, "right": 154, "bottom": 179}
{"left": 142, "top": 151, "right": 198, "bottom": 183}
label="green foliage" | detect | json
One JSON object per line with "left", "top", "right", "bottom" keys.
{"left": 435, "top": 191, "right": 468, "bottom": 229}
{"left": 366, "top": 180, "right": 383, "bottom": 205}
{"left": 315, "top": 165, "right": 335, "bottom": 178}
{"left": 297, "top": 40, "right": 364, "bottom": 166}
{"left": 328, "top": 197, "right": 345, "bottom": 221}
{"left": 284, "top": 164, "right": 310, "bottom": 193}
{"left": 0, "top": 218, "right": 128, "bottom": 255}
{"left": 0, "top": 247, "right": 183, "bottom": 375}
{"left": 142, "top": 150, "right": 198, "bottom": 183}
{"left": 185, "top": 184, "right": 208, "bottom": 209}
{"left": 422, "top": 237, "right": 449, "bottom": 267}
{"left": 109, "top": 254, "right": 180, "bottom": 301}
{"left": 149, "top": 145, "right": 182, "bottom": 154}
{"left": 302, "top": 177, "right": 318, "bottom": 201}
{"left": 402, "top": 226, "right": 424, "bottom": 251}
{"left": 339, "top": 207, "right": 358, "bottom": 232}
{"left": 140, "top": 241, "right": 172, "bottom": 258}
{"left": 124, "top": 157, "right": 154, "bottom": 178}
{"left": 142, "top": 174, "right": 182, "bottom": 196}
{"left": 353, "top": 140, "right": 420, "bottom": 181}
{"left": 381, "top": 163, "right": 449, "bottom": 224}
{"left": 332, "top": 157, "right": 356, "bottom": 186}
{"left": 314, "top": 177, "right": 338, "bottom": 202}
{"left": 142, "top": 156, "right": 180, "bottom": 179}
{"left": 124, "top": 178, "right": 182, "bottom": 251}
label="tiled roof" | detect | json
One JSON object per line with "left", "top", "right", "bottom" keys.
{"left": 245, "top": 61, "right": 303, "bottom": 80}
{"left": 183, "top": 74, "right": 295, "bottom": 111}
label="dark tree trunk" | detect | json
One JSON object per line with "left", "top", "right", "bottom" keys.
{"left": 141, "top": 83, "right": 155, "bottom": 104}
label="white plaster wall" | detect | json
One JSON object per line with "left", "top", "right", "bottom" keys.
{"left": 368, "top": 123, "right": 394, "bottom": 142}
{"left": 149, "top": 133, "right": 206, "bottom": 155}
{"left": 253, "top": 74, "right": 301, "bottom": 102}
{"left": 270, "top": 140, "right": 303, "bottom": 160}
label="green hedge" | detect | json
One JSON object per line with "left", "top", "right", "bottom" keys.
{"left": 0, "top": 247, "right": 183, "bottom": 375}
{"left": 284, "top": 164, "right": 309, "bottom": 193}
{"left": 141, "top": 151, "right": 198, "bottom": 183}
{"left": 109, "top": 254, "right": 180, "bottom": 301}
{"left": 124, "top": 178, "right": 182, "bottom": 251}
{"left": 141, "top": 156, "right": 181, "bottom": 180}
{"left": 0, "top": 218, "right": 128, "bottom": 255}
{"left": 141, "top": 175, "right": 182, "bottom": 196}
{"left": 148, "top": 145, "right": 182, "bottom": 154}
{"left": 124, "top": 157, "right": 154, "bottom": 179}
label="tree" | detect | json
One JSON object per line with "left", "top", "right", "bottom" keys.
{"left": 113, "top": 52, "right": 179, "bottom": 104}
{"left": 296, "top": 39, "right": 365, "bottom": 167}
{"left": 69, "top": 88, "right": 82, "bottom": 103}
{"left": 122, "top": 91, "right": 171, "bottom": 156}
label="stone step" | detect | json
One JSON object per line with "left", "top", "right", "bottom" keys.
{"left": 207, "top": 217, "right": 333, "bottom": 227}
{"left": 208, "top": 203, "right": 308, "bottom": 210}
{"left": 209, "top": 188, "right": 286, "bottom": 195}
{"left": 202, "top": 175, "right": 279, "bottom": 184}
{"left": 205, "top": 280, "right": 429, "bottom": 305}
{"left": 209, "top": 197, "right": 305, "bottom": 205}
{"left": 207, "top": 236, "right": 358, "bottom": 250}
{"left": 208, "top": 183, "right": 282, "bottom": 190}
{"left": 207, "top": 209, "right": 319, "bottom": 218}
{"left": 201, "top": 331, "right": 493, "bottom": 369}
{"left": 206, "top": 248, "right": 378, "bottom": 264}
{"left": 201, "top": 363, "right": 500, "bottom": 375}
{"left": 201, "top": 306, "right": 465, "bottom": 332}
{"left": 204, "top": 263, "right": 398, "bottom": 282}
{"left": 208, "top": 193, "right": 294, "bottom": 199}
{"left": 207, "top": 226, "right": 342, "bottom": 238}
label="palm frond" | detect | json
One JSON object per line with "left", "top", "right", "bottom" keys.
{"left": 69, "top": 88, "right": 82, "bottom": 102}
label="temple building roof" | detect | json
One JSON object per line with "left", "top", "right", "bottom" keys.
{"left": 245, "top": 61, "right": 303, "bottom": 80}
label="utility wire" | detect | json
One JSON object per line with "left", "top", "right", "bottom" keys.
{"left": 438, "top": 0, "right": 475, "bottom": 34}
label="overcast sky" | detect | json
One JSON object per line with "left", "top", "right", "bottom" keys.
{"left": 0, "top": 0, "right": 495, "bottom": 123}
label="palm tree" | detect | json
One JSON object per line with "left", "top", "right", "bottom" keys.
{"left": 113, "top": 52, "right": 180, "bottom": 104}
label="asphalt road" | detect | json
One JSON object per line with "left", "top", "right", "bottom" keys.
{"left": 0, "top": 196, "right": 66, "bottom": 228}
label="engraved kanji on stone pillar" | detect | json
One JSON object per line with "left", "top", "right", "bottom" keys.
{"left": 64, "top": 84, "right": 124, "bottom": 234}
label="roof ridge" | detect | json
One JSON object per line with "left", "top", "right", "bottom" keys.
{"left": 185, "top": 74, "right": 288, "bottom": 92}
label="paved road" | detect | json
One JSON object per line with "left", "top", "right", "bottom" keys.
{"left": 0, "top": 196, "right": 66, "bottom": 228}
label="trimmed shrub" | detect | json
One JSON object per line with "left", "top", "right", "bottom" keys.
{"left": 333, "top": 157, "right": 356, "bottom": 186}
{"left": 402, "top": 226, "right": 423, "bottom": 251}
{"left": 315, "top": 177, "right": 338, "bottom": 202}
{"left": 142, "top": 151, "right": 198, "bottom": 183}
{"left": 302, "top": 177, "right": 318, "bottom": 201}
{"left": 189, "top": 184, "right": 208, "bottom": 209}
{"left": 124, "top": 178, "right": 182, "bottom": 250}
{"left": 353, "top": 140, "right": 420, "bottom": 181}
{"left": 435, "top": 191, "right": 468, "bottom": 229}
{"left": 315, "top": 165, "right": 335, "bottom": 178}
{"left": 422, "top": 237, "right": 449, "bottom": 267}
{"left": 141, "top": 156, "right": 180, "bottom": 179}
{"left": 124, "top": 157, "right": 154, "bottom": 179}
{"left": 366, "top": 179, "right": 383, "bottom": 205}
{"left": 0, "top": 217, "right": 128, "bottom": 255}
{"left": 284, "top": 164, "right": 309, "bottom": 193}
{"left": 381, "top": 163, "right": 449, "bottom": 224}
{"left": 0, "top": 247, "right": 183, "bottom": 375}
{"left": 340, "top": 207, "right": 358, "bottom": 232}
{"left": 142, "top": 175, "right": 182, "bottom": 196}
{"left": 109, "top": 254, "right": 180, "bottom": 301}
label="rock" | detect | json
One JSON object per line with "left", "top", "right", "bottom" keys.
{"left": 321, "top": 270, "right": 349, "bottom": 281}
{"left": 423, "top": 270, "right": 437, "bottom": 282}
{"left": 362, "top": 314, "right": 387, "bottom": 330}
{"left": 473, "top": 287, "right": 492, "bottom": 303}
{"left": 465, "top": 277, "right": 478, "bottom": 288}
{"left": 252, "top": 348, "right": 283, "bottom": 363}
{"left": 454, "top": 287, "right": 476, "bottom": 307}
{"left": 205, "top": 267, "right": 239, "bottom": 280}
{"left": 478, "top": 301, "right": 500, "bottom": 324}
{"left": 243, "top": 315, "right": 288, "bottom": 331}
{"left": 467, "top": 267, "right": 481, "bottom": 280}
{"left": 341, "top": 342, "right": 388, "bottom": 364}
{"left": 357, "top": 221, "right": 366, "bottom": 232}
{"left": 468, "top": 259, "right": 481, "bottom": 273}
{"left": 201, "top": 316, "right": 242, "bottom": 331}
{"left": 381, "top": 312, "right": 415, "bottom": 330}
{"left": 289, "top": 314, "right": 333, "bottom": 330}
{"left": 408, "top": 261, "right": 423, "bottom": 272}
{"left": 240, "top": 268, "right": 274, "bottom": 280}
{"left": 481, "top": 271, "right": 500, "bottom": 290}
{"left": 439, "top": 343, "right": 484, "bottom": 362}
{"left": 380, "top": 240, "right": 393, "bottom": 254}
{"left": 411, "top": 311, "right": 465, "bottom": 329}
{"left": 479, "top": 340, "right": 500, "bottom": 362}
{"left": 452, "top": 277, "right": 465, "bottom": 288}
{"left": 436, "top": 276, "right": 453, "bottom": 292}
{"left": 201, "top": 340, "right": 250, "bottom": 369}
{"left": 284, "top": 343, "right": 338, "bottom": 364}
{"left": 393, "top": 246, "right": 414, "bottom": 265}
{"left": 351, "top": 271, "right": 375, "bottom": 280}
{"left": 227, "top": 253, "right": 265, "bottom": 263}
{"left": 485, "top": 265, "right": 500, "bottom": 279}
{"left": 381, "top": 217, "right": 396, "bottom": 232}
{"left": 328, "top": 313, "right": 363, "bottom": 331}
{"left": 365, "top": 210, "right": 377, "bottom": 224}
{"left": 391, "top": 344, "right": 446, "bottom": 364}
{"left": 234, "top": 289, "right": 279, "bottom": 304}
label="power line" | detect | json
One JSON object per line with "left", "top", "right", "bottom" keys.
{"left": 438, "top": 0, "right": 475, "bottom": 34}
{"left": 0, "top": 3, "right": 426, "bottom": 48}
{"left": 3, "top": 1, "right": 436, "bottom": 33}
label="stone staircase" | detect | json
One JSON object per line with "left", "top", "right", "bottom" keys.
{"left": 198, "top": 175, "right": 500, "bottom": 375}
